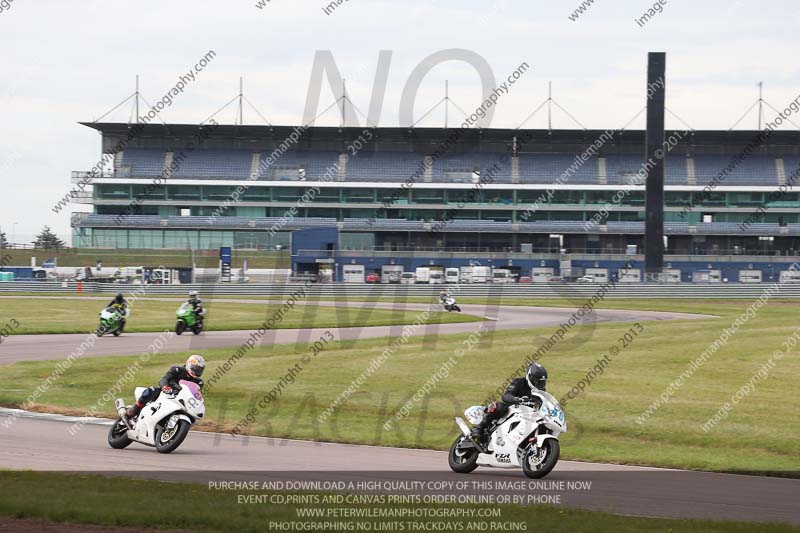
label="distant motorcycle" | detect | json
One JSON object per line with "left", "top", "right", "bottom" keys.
{"left": 442, "top": 297, "right": 461, "bottom": 313}
{"left": 97, "top": 307, "right": 128, "bottom": 337}
{"left": 175, "top": 303, "right": 203, "bottom": 335}
{"left": 109, "top": 380, "right": 205, "bottom": 454}
{"left": 449, "top": 390, "right": 566, "bottom": 479}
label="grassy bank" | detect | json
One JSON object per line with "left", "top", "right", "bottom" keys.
{"left": 1, "top": 299, "right": 797, "bottom": 474}
{"left": 0, "top": 298, "right": 481, "bottom": 334}
{"left": 0, "top": 471, "right": 793, "bottom": 533}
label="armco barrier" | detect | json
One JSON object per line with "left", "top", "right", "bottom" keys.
{"left": 0, "top": 281, "right": 101, "bottom": 293}
{"left": 1, "top": 281, "right": 800, "bottom": 299}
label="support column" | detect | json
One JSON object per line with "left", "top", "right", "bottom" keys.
{"left": 645, "top": 52, "right": 666, "bottom": 280}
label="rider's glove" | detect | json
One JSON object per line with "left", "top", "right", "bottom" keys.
{"left": 161, "top": 385, "right": 173, "bottom": 394}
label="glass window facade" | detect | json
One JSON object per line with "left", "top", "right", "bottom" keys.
{"left": 85, "top": 183, "right": 800, "bottom": 251}
{"left": 91, "top": 184, "right": 800, "bottom": 212}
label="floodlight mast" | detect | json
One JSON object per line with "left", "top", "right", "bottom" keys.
{"left": 644, "top": 52, "right": 666, "bottom": 281}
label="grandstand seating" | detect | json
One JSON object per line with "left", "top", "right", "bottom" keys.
{"left": 517, "top": 154, "right": 599, "bottom": 184}
{"left": 434, "top": 154, "right": 513, "bottom": 183}
{"left": 114, "top": 148, "right": 783, "bottom": 186}
{"left": 604, "top": 155, "right": 689, "bottom": 184}
{"left": 117, "top": 149, "right": 166, "bottom": 178}
{"left": 171, "top": 150, "right": 252, "bottom": 180}
{"left": 260, "top": 152, "right": 341, "bottom": 181}
{"left": 76, "top": 121, "right": 800, "bottom": 260}
{"left": 693, "top": 156, "right": 777, "bottom": 184}
{"left": 345, "top": 153, "right": 427, "bottom": 182}
{"left": 781, "top": 156, "right": 800, "bottom": 180}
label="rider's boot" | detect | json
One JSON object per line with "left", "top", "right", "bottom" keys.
{"left": 470, "top": 424, "right": 489, "bottom": 451}
{"left": 126, "top": 401, "right": 143, "bottom": 420}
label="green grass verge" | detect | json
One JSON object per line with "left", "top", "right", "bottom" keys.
{"left": 0, "top": 471, "right": 794, "bottom": 533}
{"left": 1, "top": 299, "right": 798, "bottom": 474}
{"left": 0, "top": 298, "right": 481, "bottom": 334}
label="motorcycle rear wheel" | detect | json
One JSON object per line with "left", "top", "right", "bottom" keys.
{"left": 448, "top": 435, "right": 479, "bottom": 473}
{"left": 107, "top": 418, "right": 132, "bottom": 449}
{"left": 155, "top": 419, "right": 191, "bottom": 454}
{"left": 522, "top": 439, "right": 560, "bottom": 479}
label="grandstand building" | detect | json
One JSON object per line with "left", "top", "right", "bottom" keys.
{"left": 70, "top": 123, "right": 800, "bottom": 282}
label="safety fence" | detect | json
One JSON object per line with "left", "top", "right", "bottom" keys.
{"left": 2, "top": 281, "right": 800, "bottom": 299}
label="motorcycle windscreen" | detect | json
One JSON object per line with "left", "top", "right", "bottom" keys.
{"left": 537, "top": 391, "right": 565, "bottom": 426}
{"left": 180, "top": 380, "right": 203, "bottom": 401}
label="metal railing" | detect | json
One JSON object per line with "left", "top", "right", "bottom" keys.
{"left": 2, "top": 280, "right": 800, "bottom": 299}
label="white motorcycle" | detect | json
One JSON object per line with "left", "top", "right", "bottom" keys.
{"left": 108, "top": 380, "right": 205, "bottom": 454}
{"left": 449, "top": 391, "right": 566, "bottom": 478}
{"left": 442, "top": 297, "right": 461, "bottom": 312}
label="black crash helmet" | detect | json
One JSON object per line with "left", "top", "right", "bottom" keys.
{"left": 526, "top": 363, "right": 548, "bottom": 391}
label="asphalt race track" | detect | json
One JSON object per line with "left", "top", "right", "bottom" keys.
{"left": 0, "top": 298, "right": 712, "bottom": 364}
{"left": 1, "top": 410, "right": 798, "bottom": 526}
{"left": 6, "top": 299, "right": 794, "bottom": 526}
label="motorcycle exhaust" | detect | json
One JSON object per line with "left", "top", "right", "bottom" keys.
{"left": 454, "top": 417, "right": 472, "bottom": 437}
{"left": 114, "top": 398, "right": 130, "bottom": 425}
{"left": 114, "top": 399, "right": 131, "bottom": 427}
{"left": 114, "top": 399, "right": 126, "bottom": 416}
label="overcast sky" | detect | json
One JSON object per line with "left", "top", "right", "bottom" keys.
{"left": 1, "top": 0, "right": 798, "bottom": 243}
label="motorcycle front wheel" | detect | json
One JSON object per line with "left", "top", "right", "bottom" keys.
{"left": 107, "top": 418, "right": 132, "bottom": 449}
{"left": 155, "top": 419, "right": 191, "bottom": 453}
{"left": 175, "top": 320, "right": 186, "bottom": 335}
{"left": 448, "top": 435, "right": 479, "bottom": 473}
{"left": 522, "top": 439, "right": 560, "bottom": 479}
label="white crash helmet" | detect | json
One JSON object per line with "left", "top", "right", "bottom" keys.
{"left": 186, "top": 354, "right": 206, "bottom": 378}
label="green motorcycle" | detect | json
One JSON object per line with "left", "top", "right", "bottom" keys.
{"left": 175, "top": 303, "right": 203, "bottom": 335}
{"left": 97, "top": 306, "right": 127, "bottom": 337}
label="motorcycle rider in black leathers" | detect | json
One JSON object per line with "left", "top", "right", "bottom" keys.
{"left": 106, "top": 293, "right": 128, "bottom": 332}
{"left": 125, "top": 355, "right": 206, "bottom": 420}
{"left": 471, "top": 363, "right": 548, "bottom": 446}
{"left": 188, "top": 291, "right": 206, "bottom": 325}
